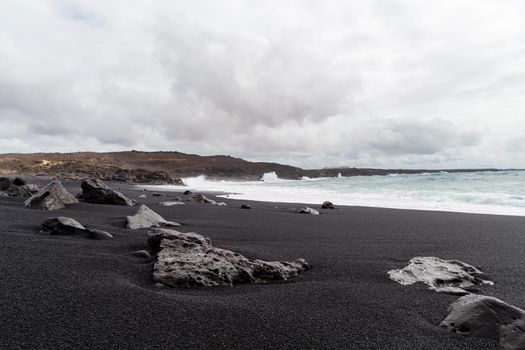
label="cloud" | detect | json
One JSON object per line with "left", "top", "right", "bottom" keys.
{"left": 0, "top": 0, "right": 524, "bottom": 168}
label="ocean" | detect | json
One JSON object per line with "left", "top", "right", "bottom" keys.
{"left": 149, "top": 170, "right": 525, "bottom": 216}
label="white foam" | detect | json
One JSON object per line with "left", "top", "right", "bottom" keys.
{"left": 143, "top": 171, "right": 525, "bottom": 216}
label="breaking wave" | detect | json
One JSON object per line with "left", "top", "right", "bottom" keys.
{"left": 148, "top": 171, "right": 525, "bottom": 216}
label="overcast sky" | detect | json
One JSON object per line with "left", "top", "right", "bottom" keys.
{"left": 1, "top": 1, "right": 524, "bottom": 169}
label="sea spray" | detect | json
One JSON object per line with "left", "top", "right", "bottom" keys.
{"left": 144, "top": 171, "right": 525, "bottom": 216}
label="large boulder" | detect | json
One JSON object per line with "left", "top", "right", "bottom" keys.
{"left": 388, "top": 256, "right": 493, "bottom": 295}
{"left": 24, "top": 180, "right": 78, "bottom": 210}
{"left": 80, "top": 178, "right": 134, "bottom": 206}
{"left": 440, "top": 294, "right": 525, "bottom": 350}
{"left": 41, "top": 217, "right": 113, "bottom": 239}
{"left": 147, "top": 228, "right": 309, "bottom": 288}
{"left": 126, "top": 204, "right": 180, "bottom": 229}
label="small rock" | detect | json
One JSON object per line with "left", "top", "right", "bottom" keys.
{"left": 41, "top": 217, "right": 113, "bottom": 240}
{"left": 25, "top": 181, "right": 78, "bottom": 210}
{"left": 80, "top": 178, "right": 135, "bottom": 206}
{"left": 152, "top": 192, "right": 166, "bottom": 197}
{"left": 216, "top": 202, "right": 227, "bottom": 206}
{"left": 126, "top": 204, "right": 181, "bottom": 230}
{"left": 12, "top": 177, "right": 26, "bottom": 186}
{"left": 138, "top": 194, "right": 147, "bottom": 198}
{"left": 131, "top": 250, "right": 152, "bottom": 259}
{"left": 21, "top": 184, "right": 39, "bottom": 193}
{"left": 159, "top": 201, "right": 185, "bottom": 206}
{"left": 241, "top": 204, "right": 251, "bottom": 209}
{"left": 89, "top": 229, "right": 114, "bottom": 240}
{"left": 299, "top": 207, "right": 320, "bottom": 215}
{"left": 41, "top": 217, "right": 86, "bottom": 235}
{"left": 183, "top": 190, "right": 193, "bottom": 195}
{"left": 321, "top": 201, "right": 335, "bottom": 209}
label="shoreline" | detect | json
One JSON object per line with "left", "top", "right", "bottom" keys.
{"left": 2, "top": 178, "right": 524, "bottom": 348}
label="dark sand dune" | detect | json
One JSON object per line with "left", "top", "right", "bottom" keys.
{"left": 2, "top": 179, "right": 524, "bottom": 349}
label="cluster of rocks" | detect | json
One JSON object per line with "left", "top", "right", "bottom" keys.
{"left": 175, "top": 190, "right": 227, "bottom": 206}
{"left": 147, "top": 228, "right": 310, "bottom": 287}
{"left": 7, "top": 177, "right": 310, "bottom": 290}
{"left": 389, "top": 257, "right": 524, "bottom": 349}
{"left": 0, "top": 177, "right": 38, "bottom": 197}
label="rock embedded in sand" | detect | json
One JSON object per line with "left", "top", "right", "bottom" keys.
{"left": 138, "top": 194, "right": 147, "bottom": 198}
{"left": 80, "top": 178, "right": 135, "bottom": 206}
{"left": 147, "top": 228, "right": 310, "bottom": 288}
{"left": 299, "top": 207, "right": 320, "bottom": 215}
{"left": 440, "top": 294, "right": 525, "bottom": 350}
{"left": 159, "top": 201, "right": 185, "bottom": 206}
{"left": 321, "top": 201, "right": 335, "bottom": 209}
{"left": 388, "top": 257, "right": 493, "bottom": 295}
{"left": 152, "top": 192, "right": 166, "bottom": 197}
{"left": 131, "top": 250, "right": 152, "bottom": 259}
{"left": 24, "top": 180, "right": 78, "bottom": 210}
{"left": 12, "top": 177, "right": 26, "bottom": 186}
{"left": 241, "top": 204, "right": 251, "bottom": 209}
{"left": 41, "top": 217, "right": 113, "bottom": 239}
{"left": 126, "top": 204, "right": 181, "bottom": 230}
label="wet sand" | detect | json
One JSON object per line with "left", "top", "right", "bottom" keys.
{"left": 1, "top": 179, "right": 524, "bottom": 349}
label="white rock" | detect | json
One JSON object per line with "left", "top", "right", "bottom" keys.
{"left": 126, "top": 204, "right": 180, "bottom": 230}
{"left": 147, "top": 228, "right": 309, "bottom": 288}
{"left": 388, "top": 257, "right": 493, "bottom": 295}
{"left": 299, "top": 207, "right": 319, "bottom": 215}
{"left": 159, "top": 201, "right": 186, "bottom": 206}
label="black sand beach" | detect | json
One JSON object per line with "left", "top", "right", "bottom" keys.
{"left": 2, "top": 179, "right": 524, "bottom": 349}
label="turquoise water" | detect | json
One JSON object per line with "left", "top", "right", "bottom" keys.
{"left": 151, "top": 170, "right": 525, "bottom": 216}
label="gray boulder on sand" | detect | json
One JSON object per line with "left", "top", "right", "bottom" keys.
{"left": 321, "top": 201, "right": 335, "bottom": 209}
{"left": 388, "top": 256, "right": 494, "bottom": 295}
{"left": 440, "top": 294, "right": 525, "bottom": 350}
{"left": 126, "top": 204, "right": 180, "bottom": 229}
{"left": 147, "top": 228, "right": 310, "bottom": 288}
{"left": 241, "top": 204, "right": 251, "bottom": 209}
{"left": 24, "top": 180, "right": 78, "bottom": 210}
{"left": 299, "top": 207, "right": 320, "bottom": 215}
{"left": 80, "top": 178, "right": 135, "bottom": 206}
{"left": 138, "top": 194, "right": 147, "bottom": 198}
{"left": 41, "top": 217, "right": 113, "bottom": 239}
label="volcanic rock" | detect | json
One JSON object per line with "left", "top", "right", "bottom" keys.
{"left": 126, "top": 204, "right": 181, "bottom": 230}
{"left": 241, "top": 204, "right": 251, "bottom": 209}
{"left": 440, "top": 294, "right": 525, "bottom": 350}
{"left": 321, "top": 201, "right": 335, "bottom": 209}
{"left": 152, "top": 192, "right": 166, "bottom": 197}
{"left": 138, "top": 194, "right": 147, "bottom": 198}
{"left": 159, "top": 201, "right": 186, "bottom": 206}
{"left": 0, "top": 177, "right": 11, "bottom": 190}
{"left": 80, "top": 178, "right": 134, "bottom": 206}
{"left": 388, "top": 256, "right": 494, "bottom": 295}
{"left": 24, "top": 181, "right": 78, "bottom": 210}
{"left": 41, "top": 217, "right": 113, "bottom": 239}
{"left": 299, "top": 207, "right": 320, "bottom": 215}
{"left": 147, "top": 228, "right": 310, "bottom": 288}
{"left": 12, "top": 177, "right": 26, "bottom": 186}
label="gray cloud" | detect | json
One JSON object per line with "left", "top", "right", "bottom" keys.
{"left": 0, "top": 0, "right": 524, "bottom": 168}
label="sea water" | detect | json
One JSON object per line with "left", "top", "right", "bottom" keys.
{"left": 149, "top": 170, "right": 525, "bottom": 216}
